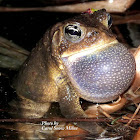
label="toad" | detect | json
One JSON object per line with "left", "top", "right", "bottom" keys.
{"left": 11, "top": 9, "right": 136, "bottom": 139}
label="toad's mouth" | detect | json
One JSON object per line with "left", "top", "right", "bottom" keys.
{"left": 61, "top": 40, "right": 118, "bottom": 59}
{"left": 61, "top": 42, "right": 136, "bottom": 103}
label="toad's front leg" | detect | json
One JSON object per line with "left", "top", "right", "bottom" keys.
{"left": 58, "top": 82, "right": 104, "bottom": 134}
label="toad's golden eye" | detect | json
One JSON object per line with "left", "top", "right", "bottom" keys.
{"left": 64, "top": 24, "right": 83, "bottom": 42}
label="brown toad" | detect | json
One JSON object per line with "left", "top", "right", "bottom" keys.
{"left": 12, "top": 9, "right": 135, "bottom": 139}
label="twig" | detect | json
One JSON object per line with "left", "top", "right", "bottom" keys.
{"left": 113, "top": 13, "right": 140, "bottom": 25}
{"left": 123, "top": 114, "right": 140, "bottom": 119}
{"left": 0, "top": 0, "right": 136, "bottom": 13}
{"left": 126, "top": 103, "right": 140, "bottom": 126}
{"left": 0, "top": 37, "right": 29, "bottom": 56}
{"left": 0, "top": 37, "right": 29, "bottom": 69}
{"left": 0, "top": 125, "right": 15, "bottom": 130}
{"left": 0, "top": 118, "right": 111, "bottom": 123}
{"left": 0, "top": 117, "right": 139, "bottom": 124}
{"left": 97, "top": 106, "right": 114, "bottom": 120}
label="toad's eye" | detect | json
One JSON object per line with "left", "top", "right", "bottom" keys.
{"left": 64, "top": 24, "right": 83, "bottom": 42}
{"left": 107, "top": 13, "right": 112, "bottom": 28}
